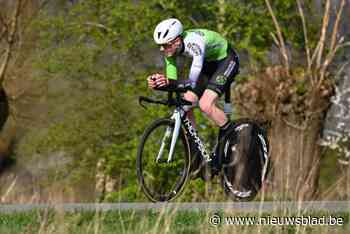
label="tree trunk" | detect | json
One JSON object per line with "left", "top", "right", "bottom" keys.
{"left": 0, "top": 87, "right": 9, "bottom": 167}
{"left": 268, "top": 117, "right": 322, "bottom": 200}
{"left": 0, "top": 0, "right": 39, "bottom": 169}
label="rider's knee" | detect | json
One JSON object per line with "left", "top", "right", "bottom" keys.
{"left": 199, "top": 89, "right": 218, "bottom": 116}
{"left": 184, "top": 91, "right": 198, "bottom": 105}
{"left": 199, "top": 99, "right": 214, "bottom": 116}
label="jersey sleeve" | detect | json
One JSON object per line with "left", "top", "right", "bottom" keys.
{"left": 185, "top": 35, "right": 205, "bottom": 87}
{"left": 164, "top": 56, "right": 177, "bottom": 80}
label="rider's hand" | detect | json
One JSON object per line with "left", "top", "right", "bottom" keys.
{"left": 147, "top": 73, "right": 169, "bottom": 89}
{"left": 147, "top": 75, "right": 157, "bottom": 89}
{"left": 155, "top": 74, "right": 169, "bottom": 87}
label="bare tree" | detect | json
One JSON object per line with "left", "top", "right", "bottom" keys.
{"left": 249, "top": 0, "right": 348, "bottom": 200}
{"left": 0, "top": 0, "right": 23, "bottom": 85}
{"left": 217, "top": 0, "right": 226, "bottom": 35}
{"left": 264, "top": 0, "right": 290, "bottom": 75}
{"left": 265, "top": 0, "right": 348, "bottom": 85}
{"left": 0, "top": 0, "right": 24, "bottom": 164}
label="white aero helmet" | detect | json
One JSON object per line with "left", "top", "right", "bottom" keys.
{"left": 153, "top": 18, "right": 183, "bottom": 45}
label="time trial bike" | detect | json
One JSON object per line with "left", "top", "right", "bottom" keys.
{"left": 136, "top": 86, "right": 270, "bottom": 202}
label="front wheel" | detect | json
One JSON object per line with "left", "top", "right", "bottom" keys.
{"left": 136, "top": 118, "right": 191, "bottom": 202}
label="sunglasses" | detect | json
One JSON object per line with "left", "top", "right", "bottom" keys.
{"left": 160, "top": 40, "right": 177, "bottom": 51}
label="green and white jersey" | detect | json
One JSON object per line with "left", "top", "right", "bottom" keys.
{"left": 165, "top": 29, "right": 229, "bottom": 86}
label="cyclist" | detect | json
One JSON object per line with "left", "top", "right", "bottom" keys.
{"left": 147, "top": 18, "right": 239, "bottom": 177}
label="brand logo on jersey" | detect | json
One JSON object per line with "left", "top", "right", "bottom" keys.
{"left": 216, "top": 75, "right": 227, "bottom": 85}
{"left": 187, "top": 43, "right": 202, "bottom": 56}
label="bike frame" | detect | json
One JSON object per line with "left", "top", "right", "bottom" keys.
{"left": 157, "top": 105, "right": 269, "bottom": 184}
{"left": 157, "top": 106, "right": 212, "bottom": 164}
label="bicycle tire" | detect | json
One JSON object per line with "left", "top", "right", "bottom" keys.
{"left": 221, "top": 120, "right": 270, "bottom": 201}
{"left": 136, "top": 118, "right": 191, "bottom": 202}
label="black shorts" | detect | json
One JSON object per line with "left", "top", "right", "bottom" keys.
{"left": 192, "top": 46, "right": 239, "bottom": 98}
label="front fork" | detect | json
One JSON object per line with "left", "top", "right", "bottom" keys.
{"left": 156, "top": 108, "right": 184, "bottom": 163}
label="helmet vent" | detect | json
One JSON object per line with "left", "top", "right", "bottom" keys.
{"left": 163, "top": 29, "right": 169, "bottom": 38}
{"left": 157, "top": 32, "right": 161, "bottom": 39}
{"left": 171, "top": 21, "right": 176, "bottom": 25}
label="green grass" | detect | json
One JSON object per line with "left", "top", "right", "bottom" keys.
{"left": 0, "top": 210, "right": 349, "bottom": 234}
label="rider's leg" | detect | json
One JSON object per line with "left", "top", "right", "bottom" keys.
{"left": 198, "top": 89, "right": 228, "bottom": 127}
{"left": 199, "top": 89, "right": 233, "bottom": 175}
{"left": 199, "top": 89, "right": 233, "bottom": 143}
{"left": 203, "top": 47, "right": 239, "bottom": 158}
{"left": 198, "top": 46, "right": 239, "bottom": 178}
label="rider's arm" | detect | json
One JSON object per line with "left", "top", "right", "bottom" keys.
{"left": 188, "top": 48, "right": 205, "bottom": 87}
{"left": 163, "top": 34, "right": 206, "bottom": 89}
{"left": 185, "top": 36, "right": 205, "bottom": 88}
